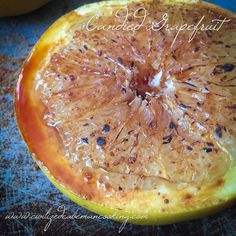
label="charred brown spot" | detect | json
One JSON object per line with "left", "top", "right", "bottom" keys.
{"left": 169, "top": 121, "right": 175, "bottom": 129}
{"left": 90, "top": 131, "right": 96, "bottom": 137}
{"left": 133, "top": 134, "right": 139, "bottom": 146}
{"left": 206, "top": 142, "right": 214, "bottom": 147}
{"left": 184, "top": 193, "right": 193, "bottom": 200}
{"left": 214, "top": 40, "right": 224, "bottom": 45}
{"left": 105, "top": 182, "right": 111, "bottom": 190}
{"left": 84, "top": 194, "right": 92, "bottom": 200}
{"left": 128, "top": 156, "right": 137, "bottom": 164}
{"left": 164, "top": 199, "right": 170, "bottom": 204}
{"left": 113, "top": 156, "right": 125, "bottom": 166}
{"left": 110, "top": 151, "right": 115, "bottom": 156}
{"left": 162, "top": 134, "right": 172, "bottom": 144}
{"left": 112, "top": 159, "right": 120, "bottom": 166}
{"left": 97, "top": 50, "right": 102, "bottom": 56}
{"left": 215, "top": 178, "right": 224, "bottom": 187}
{"left": 98, "top": 176, "right": 111, "bottom": 190}
{"left": 85, "top": 172, "right": 93, "bottom": 180}
{"left": 149, "top": 121, "right": 157, "bottom": 129}
{"left": 140, "top": 174, "right": 145, "bottom": 179}
{"left": 121, "top": 87, "right": 127, "bottom": 93}
{"left": 69, "top": 75, "right": 75, "bottom": 81}
{"left": 187, "top": 146, "right": 193, "bottom": 151}
{"left": 130, "top": 61, "right": 135, "bottom": 68}
{"left": 225, "top": 104, "right": 236, "bottom": 110}
{"left": 193, "top": 46, "right": 200, "bottom": 52}
{"left": 117, "top": 57, "right": 123, "bottom": 65}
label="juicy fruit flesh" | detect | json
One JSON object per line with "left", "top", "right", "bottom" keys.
{"left": 36, "top": 1, "right": 236, "bottom": 192}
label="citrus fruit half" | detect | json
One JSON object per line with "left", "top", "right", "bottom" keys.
{"left": 15, "top": 0, "right": 236, "bottom": 225}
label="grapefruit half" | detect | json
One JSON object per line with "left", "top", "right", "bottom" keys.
{"left": 15, "top": 0, "right": 236, "bottom": 224}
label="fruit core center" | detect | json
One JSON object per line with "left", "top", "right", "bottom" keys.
{"left": 130, "top": 68, "right": 162, "bottom": 99}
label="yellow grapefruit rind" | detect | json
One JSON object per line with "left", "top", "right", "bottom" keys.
{"left": 15, "top": 0, "right": 236, "bottom": 225}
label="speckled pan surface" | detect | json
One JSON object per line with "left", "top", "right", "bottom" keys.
{"left": 0, "top": 0, "right": 236, "bottom": 235}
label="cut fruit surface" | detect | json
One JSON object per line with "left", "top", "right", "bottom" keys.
{"left": 15, "top": 0, "right": 236, "bottom": 224}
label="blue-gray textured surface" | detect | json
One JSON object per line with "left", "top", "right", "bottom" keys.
{"left": 0, "top": 0, "right": 236, "bottom": 235}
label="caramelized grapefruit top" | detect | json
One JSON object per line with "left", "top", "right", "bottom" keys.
{"left": 15, "top": 0, "right": 236, "bottom": 219}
